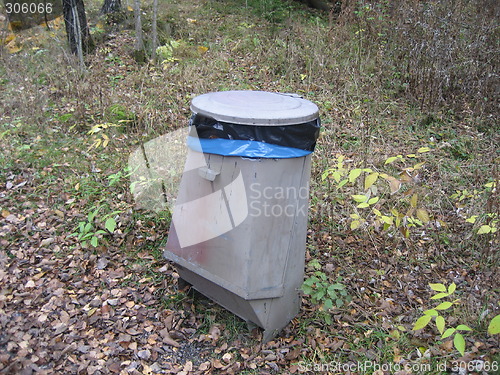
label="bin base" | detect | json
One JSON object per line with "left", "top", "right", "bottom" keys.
{"left": 174, "top": 264, "right": 300, "bottom": 342}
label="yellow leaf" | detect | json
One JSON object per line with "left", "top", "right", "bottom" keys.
{"left": 390, "top": 329, "right": 400, "bottom": 340}
{"left": 385, "top": 156, "right": 399, "bottom": 164}
{"left": 477, "top": 225, "right": 491, "bottom": 234}
{"left": 410, "top": 193, "right": 418, "bottom": 208}
{"left": 488, "top": 314, "right": 500, "bottom": 335}
{"left": 4, "top": 33, "right": 16, "bottom": 44}
{"left": 436, "top": 316, "right": 445, "bottom": 334}
{"left": 413, "top": 315, "right": 432, "bottom": 330}
{"left": 429, "top": 283, "right": 447, "bottom": 292}
{"left": 49, "top": 16, "right": 64, "bottom": 30}
{"left": 33, "top": 271, "right": 46, "bottom": 280}
{"left": 416, "top": 208, "right": 430, "bottom": 223}
{"left": 352, "top": 194, "right": 367, "bottom": 203}
{"left": 349, "top": 168, "right": 362, "bottom": 183}
{"left": 127, "top": 5, "right": 134, "bottom": 11}
{"left": 381, "top": 215, "right": 393, "bottom": 225}
{"left": 413, "top": 162, "right": 426, "bottom": 170}
{"left": 379, "top": 173, "right": 390, "bottom": 179}
{"left": 7, "top": 40, "right": 22, "bottom": 54}
{"left": 87, "top": 307, "right": 97, "bottom": 317}
{"left": 364, "top": 172, "right": 379, "bottom": 190}
{"left": 418, "top": 146, "right": 431, "bottom": 153}
{"left": 454, "top": 333, "right": 466, "bottom": 356}
{"left": 351, "top": 220, "right": 361, "bottom": 230}
{"left": 75, "top": 183, "right": 80, "bottom": 191}
{"left": 332, "top": 171, "right": 341, "bottom": 183}
{"left": 197, "top": 45, "right": 209, "bottom": 54}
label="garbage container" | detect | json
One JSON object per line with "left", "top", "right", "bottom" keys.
{"left": 164, "top": 90, "right": 320, "bottom": 341}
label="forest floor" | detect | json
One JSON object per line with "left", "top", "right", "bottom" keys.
{"left": 1, "top": 0, "right": 499, "bottom": 373}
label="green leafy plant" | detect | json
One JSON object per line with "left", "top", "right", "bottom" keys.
{"left": 452, "top": 181, "right": 498, "bottom": 235}
{"left": 413, "top": 282, "right": 472, "bottom": 356}
{"left": 465, "top": 213, "right": 498, "bottom": 235}
{"left": 322, "top": 148, "right": 433, "bottom": 238}
{"left": 70, "top": 206, "right": 118, "bottom": 248}
{"left": 301, "top": 261, "right": 351, "bottom": 324}
{"left": 107, "top": 166, "right": 136, "bottom": 187}
{"left": 156, "top": 40, "right": 181, "bottom": 64}
{"left": 105, "top": 104, "right": 136, "bottom": 124}
{"left": 302, "top": 272, "right": 350, "bottom": 310}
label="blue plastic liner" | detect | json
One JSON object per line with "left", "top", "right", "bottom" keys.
{"left": 189, "top": 114, "right": 321, "bottom": 152}
{"left": 187, "top": 136, "right": 312, "bottom": 159}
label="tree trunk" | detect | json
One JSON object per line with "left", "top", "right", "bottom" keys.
{"left": 151, "top": 0, "right": 158, "bottom": 63}
{"left": 62, "top": 0, "right": 94, "bottom": 62}
{"left": 100, "top": 0, "right": 121, "bottom": 14}
{"left": 132, "top": 0, "right": 145, "bottom": 62}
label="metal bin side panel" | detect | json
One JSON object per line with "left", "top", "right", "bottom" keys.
{"left": 164, "top": 151, "right": 311, "bottom": 300}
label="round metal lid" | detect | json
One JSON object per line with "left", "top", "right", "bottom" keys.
{"left": 190, "top": 90, "right": 319, "bottom": 126}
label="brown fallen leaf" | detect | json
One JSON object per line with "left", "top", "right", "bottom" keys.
{"left": 126, "top": 328, "right": 141, "bottom": 335}
{"left": 52, "top": 322, "right": 68, "bottom": 335}
{"left": 209, "top": 324, "right": 221, "bottom": 344}
{"left": 37, "top": 314, "right": 48, "bottom": 323}
{"left": 24, "top": 280, "right": 35, "bottom": 288}
{"left": 183, "top": 361, "right": 193, "bottom": 372}
{"left": 285, "top": 347, "right": 301, "bottom": 360}
{"left": 137, "top": 349, "right": 151, "bottom": 360}
{"left": 213, "top": 359, "right": 224, "bottom": 369}
{"left": 40, "top": 237, "right": 55, "bottom": 247}
{"left": 106, "top": 298, "right": 120, "bottom": 306}
{"left": 198, "top": 361, "right": 211, "bottom": 371}
{"left": 96, "top": 257, "right": 109, "bottom": 270}
{"left": 159, "top": 328, "right": 180, "bottom": 347}
{"left": 108, "top": 362, "right": 121, "bottom": 373}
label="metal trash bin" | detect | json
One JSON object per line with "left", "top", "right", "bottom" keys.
{"left": 164, "top": 90, "right": 320, "bottom": 341}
